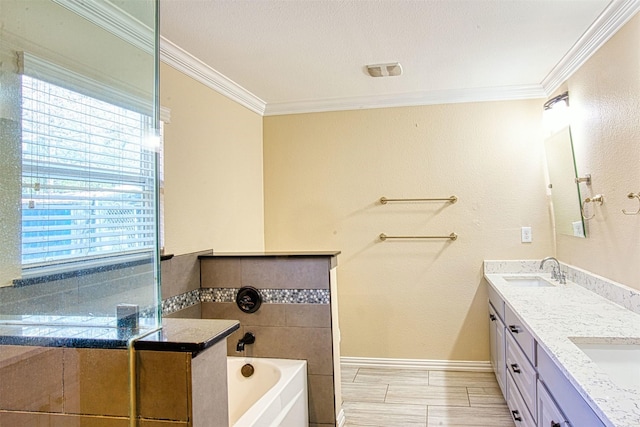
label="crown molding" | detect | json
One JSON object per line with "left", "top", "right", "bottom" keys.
{"left": 52, "top": 0, "right": 266, "bottom": 116}
{"left": 541, "top": 0, "right": 640, "bottom": 95}
{"left": 263, "top": 85, "right": 546, "bottom": 116}
{"left": 158, "top": 38, "right": 266, "bottom": 116}
{"left": 52, "top": 0, "right": 153, "bottom": 53}
{"left": 51, "top": 0, "right": 640, "bottom": 116}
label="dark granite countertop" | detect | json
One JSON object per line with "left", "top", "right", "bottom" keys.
{"left": 134, "top": 318, "right": 239, "bottom": 354}
{"left": 199, "top": 251, "right": 341, "bottom": 267}
{"left": 199, "top": 251, "right": 340, "bottom": 257}
{"left": 0, "top": 317, "right": 239, "bottom": 353}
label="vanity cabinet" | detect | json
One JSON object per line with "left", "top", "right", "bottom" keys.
{"left": 487, "top": 283, "right": 607, "bottom": 427}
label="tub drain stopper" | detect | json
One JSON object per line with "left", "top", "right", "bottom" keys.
{"left": 241, "top": 363, "right": 255, "bottom": 378}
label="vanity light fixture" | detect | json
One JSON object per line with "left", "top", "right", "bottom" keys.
{"left": 366, "top": 62, "right": 402, "bottom": 77}
{"left": 543, "top": 91, "right": 569, "bottom": 110}
{"left": 543, "top": 91, "right": 570, "bottom": 135}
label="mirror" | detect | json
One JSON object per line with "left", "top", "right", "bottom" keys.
{"left": 0, "top": 0, "right": 160, "bottom": 333}
{"left": 544, "top": 126, "right": 586, "bottom": 238}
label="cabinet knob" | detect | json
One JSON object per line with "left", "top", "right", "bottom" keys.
{"left": 511, "top": 410, "right": 523, "bottom": 422}
{"left": 489, "top": 314, "right": 497, "bottom": 321}
{"left": 510, "top": 363, "right": 521, "bottom": 374}
{"left": 509, "top": 325, "right": 520, "bottom": 333}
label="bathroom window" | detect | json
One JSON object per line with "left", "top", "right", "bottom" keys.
{"left": 20, "top": 73, "right": 158, "bottom": 277}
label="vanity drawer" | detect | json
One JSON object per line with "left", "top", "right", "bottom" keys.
{"left": 506, "top": 371, "right": 536, "bottom": 427}
{"left": 506, "top": 332, "right": 536, "bottom": 421}
{"left": 505, "top": 304, "right": 535, "bottom": 364}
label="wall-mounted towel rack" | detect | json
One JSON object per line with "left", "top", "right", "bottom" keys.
{"left": 622, "top": 192, "right": 640, "bottom": 215}
{"left": 380, "top": 196, "right": 457, "bottom": 204}
{"left": 581, "top": 194, "right": 604, "bottom": 220}
{"left": 379, "top": 233, "right": 458, "bottom": 241}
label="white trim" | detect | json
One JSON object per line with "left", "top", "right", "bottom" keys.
{"left": 336, "top": 408, "right": 346, "bottom": 427}
{"left": 264, "top": 85, "right": 546, "bottom": 116}
{"left": 159, "top": 38, "right": 266, "bottom": 116}
{"left": 51, "top": 0, "right": 640, "bottom": 115}
{"left": 541, "top": 0, "right": 640, "bottom": 95}
{"left": 52, "top": 0, "right": 266, "bottom": 116}
{"left": 160, "top": 106, "right": 171, "bottom": 124}
{"left": 341, "top": 356, "right": 493, "bottom": 372}
{"left": 19, "top": 51, "right": 154, "bottom": 116}
{"left": 52, "top": 0, "right": 153, "bottom": 54}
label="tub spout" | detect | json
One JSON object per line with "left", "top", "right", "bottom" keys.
{"left": 236, "top": 332, "right": 255, "bottom": 352}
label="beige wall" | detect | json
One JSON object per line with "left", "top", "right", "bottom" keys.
{"left": 160, "top": 9, "right": 640, "bottom": 362}
{"left": 160, "top": 63, "right": 265, "bottom": 255}
{"left": 263, "top": 101, "right": 554, "bottom": 360}
{"left": 556, "top": 13, "right": 640, "bottom": 289}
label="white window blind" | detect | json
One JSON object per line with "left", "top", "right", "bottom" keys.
{"left": 21, "top": 74, "right": 157, "bottom": 271}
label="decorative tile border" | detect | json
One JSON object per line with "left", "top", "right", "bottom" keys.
{"left": 199, "top": 288, "right": 237, "bottom": 303}
{"left": 484, "top": 260, "right": 640, "bottom": 314}
{"left": 163, "top": 288, "right": 330, "bottom": 315}
{"left": 162, "top": 289, "right": 200, "bottom": 315}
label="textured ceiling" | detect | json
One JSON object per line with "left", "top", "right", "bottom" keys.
{"left": 160, "top": 0, "right": 614, "bottom": 113}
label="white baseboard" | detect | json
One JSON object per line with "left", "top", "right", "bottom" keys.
{"left": 340, "top": 356, "right": 493, "bottom": 372}
{"left": 336, "top": 408, "right": 346, "bottom": 427}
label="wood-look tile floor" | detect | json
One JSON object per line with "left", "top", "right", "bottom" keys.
{"left": 341, "top": 365, "right": 515, "bottom": 427}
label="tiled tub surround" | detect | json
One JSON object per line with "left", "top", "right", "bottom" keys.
{"left": 161, "top": 249, "right": 214, "bottom": 319}
{"left": 0, "top": 261, "right": 156, "bottom": 318}
{"left": 484, "top": 260, "right": 640, "bottom": 427}
{"left": 163, "top": 287, "right": 330, "bottom": 315}
{"left": 199, "top": 253, "right": 342, "bottom": 427}
{"left": 0, "top": 318, "right": 239, "bottom": 426}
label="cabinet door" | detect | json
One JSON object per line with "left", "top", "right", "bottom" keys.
{"left": 489, "top": 303, "right": 506, "bottom": 395}
{"left": 537, "top": 380, "right": 569, "bottom": 427}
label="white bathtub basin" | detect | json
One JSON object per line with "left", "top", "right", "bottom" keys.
{"left": 227, "top": 357, "right": 308, "bottom": 427}
{"left": 573, "top": 342, "right": 640, "bottom": 392}
{"left": 502, "top": 276, "right": 555, "bottom": 287}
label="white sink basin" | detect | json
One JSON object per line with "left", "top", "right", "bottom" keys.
{"left": 572, "top": 341, "right": 640, "bottom": 392}
{"left": 502, "top": 276, "right": 555, "bottom": 287}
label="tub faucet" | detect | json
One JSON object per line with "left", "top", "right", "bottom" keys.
{"left": 539, "top": 256, "right": 566, "bottom": 284}
{"left": 236, "top": 332, "right": 255, "bottom": 352}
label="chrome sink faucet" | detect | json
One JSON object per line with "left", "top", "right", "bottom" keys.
{"left": 539, "top": 256, "right": 566, "bottom": 284}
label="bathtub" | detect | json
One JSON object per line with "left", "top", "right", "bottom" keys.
{"left": 227, "top": 357, "right": 308, "bottom": 427}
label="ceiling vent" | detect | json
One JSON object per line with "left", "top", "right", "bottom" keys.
{"left": 366, "top": 62, "right": 402, "bottom": 77}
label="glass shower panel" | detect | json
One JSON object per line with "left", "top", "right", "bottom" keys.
{"left": 0, "top": 0, "right": 160, "bottom": 331}
{"left": 1, "top": 0, "right": 159, "bottom": 422}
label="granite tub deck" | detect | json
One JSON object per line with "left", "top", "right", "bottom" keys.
{"left": 0, "top": 317, "right": 239, "bottom": 351}
{"left": 484, "top": 260, "right": 640, "bottom": 427}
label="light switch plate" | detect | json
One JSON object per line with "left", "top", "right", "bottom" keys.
{"left": 521, "top": 226, "right": 532, "bottom": 243}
